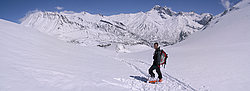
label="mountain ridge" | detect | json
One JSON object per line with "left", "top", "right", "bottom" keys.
{"left": 21, "top": 5, "right": 213, "bottom": 47}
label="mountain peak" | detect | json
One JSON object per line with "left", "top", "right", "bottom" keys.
{"left": 152, "top": 5, "right": 169, "bottom": 11}
{"left": 153, "top": 5, "right": 161, "bottom": 9}
{"left": 151, "top": 5, "right": 176, "bottom": 16}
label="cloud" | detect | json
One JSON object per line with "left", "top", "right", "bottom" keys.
{"left": 221, "top": 0, "right": 231, "bottom": 9}
{"left": 55, "top": 6, "right": 64, "bottom": 10}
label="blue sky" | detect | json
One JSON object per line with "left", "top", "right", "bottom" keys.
{"left": 0, "top": 0, "right": 241, "bottom": 23}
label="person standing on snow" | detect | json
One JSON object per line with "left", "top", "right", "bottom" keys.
{"left": 148, "top": 42, "right": 163, "bottom": 82}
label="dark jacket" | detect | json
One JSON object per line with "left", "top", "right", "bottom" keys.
{"left": 153, "top": 47, "right": 161, "bottom": 66}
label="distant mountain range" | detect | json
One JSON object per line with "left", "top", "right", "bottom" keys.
{"left": 21, "top": 5, "right": 213, "bottom": 47}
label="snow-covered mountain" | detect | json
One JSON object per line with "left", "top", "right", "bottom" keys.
{"left": 160, "top": 0, "right": 250, "bottom": 90}
{"left": 0, "top": 18, "right": 196, "bottom": 91}
{"left": 1, "top": 0, "right": 250, "bottom": 91}
{"left": 21, "top": 5, "right": 212, "bottom": 47}
{"left": 0, "top": 19, "right": 128, "bottom": 91}
{"left": 118, "top": 0, "right": 250, "bottom": 90}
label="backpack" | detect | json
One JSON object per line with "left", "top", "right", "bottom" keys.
{"left": 160, "top": 50, "right": 168, "bottom": 68}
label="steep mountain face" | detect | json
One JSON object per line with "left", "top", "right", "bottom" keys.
{"left": 21, "top": 5, "right": 212, "bottom": 47}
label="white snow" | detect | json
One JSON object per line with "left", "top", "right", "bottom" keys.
{"left": 1, "top": 0, "right": 250, "bottom": 91}
{"left": 166, "top": 1, "right": 250, "bottom": 90}
{"left": 0, "top": 19, "right": 196, "bottom": 91}
{"left": 118, "top": 0, "right": 250, "bottom": 90}
{"left": 0, "top": 19, "right": 131, "bottom": 91}
{"left": 21, "top": 5, "right": 212, "bottom": 46}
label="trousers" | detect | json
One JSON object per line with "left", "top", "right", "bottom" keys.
{"left": 148, "top": 65, "right": 162, "bottom": 79}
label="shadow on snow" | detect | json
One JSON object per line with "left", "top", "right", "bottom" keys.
{"left": 130, "top": 75, "right": 148, "bottom": 83}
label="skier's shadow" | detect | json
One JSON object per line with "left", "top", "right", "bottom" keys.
{"left": 130, "top": 76, "right": 148, "bottom": 83}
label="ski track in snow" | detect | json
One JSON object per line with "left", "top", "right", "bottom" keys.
{"left": 104, "top": 57, "right": 197, "bottom": 91}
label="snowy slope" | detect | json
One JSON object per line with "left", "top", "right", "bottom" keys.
{"left": 2, "top": 0, "right": 249, "bottom": 91}
{"left": 21, "top": 5, "right": 212, "bottom": 47}
{"left": 0, "top": 19, "right": 132, "bottom": 91}
{"left": 119, "top": 0, "right": 250, "bottom": 90}
{"left": 0, "top": 19, "right": 199, "bottom": 91}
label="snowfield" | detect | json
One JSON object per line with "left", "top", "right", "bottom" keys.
{"left": 0, "top": 19, "right": 195, "bottom": 91}
{"left": 1, "top": 0, "right": 250, "bottom": 91}
{"left": 156, "top": 0, "right": 250, "bottom": 90}
{"left": 0, "top": 19, "right": 131, "bottom": 91}
{"left": 118, "top": 0, "right": 250, "bottom": 90}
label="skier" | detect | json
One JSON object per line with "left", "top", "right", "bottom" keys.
{"left": 148, "top": 42, "right": 163, "bottom": 83}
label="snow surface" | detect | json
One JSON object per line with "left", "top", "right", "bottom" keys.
{"left": 0, "top": 19, "right": 196, "bottom": 91}
{"left": 166, "top": 1, "right": 250, "bottom": 90}
{"left": 118, "top": 0, "right": 250, "bottom": 90}
{"left": 0, "top": 19, "right": 131, "bottom": 91}
{"left": 1, "top": 0, "right": 250, "bottom": 91}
